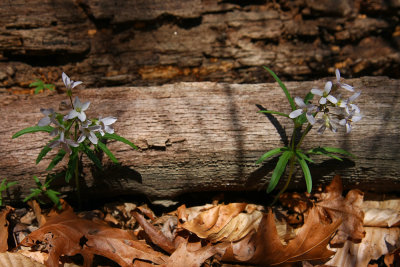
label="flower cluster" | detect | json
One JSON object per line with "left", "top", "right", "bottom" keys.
{"left": 38, "top": 73, "right": 117, "bottom": 154}
{"left": 289, "top": 69, "right": 362, "bottom": 134}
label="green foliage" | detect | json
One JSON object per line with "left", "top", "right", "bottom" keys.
{"left": 258, "top": 67, "right": 359, "bottom": 198}
{"left": 0, "top": 178, "right": 18, "bottom": 206}
{"left": 23, "top": 176, "right": 61, "bottom": 210}
{"left": 13, "top": 72, "right": 139, "bottom": 208}
{"left": 29, "top": 79, "right": 55, "bottom": 94}
{"left": 12, "top": 126, "right": 53, "bottom": 139}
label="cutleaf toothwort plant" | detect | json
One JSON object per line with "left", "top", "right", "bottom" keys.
{"left": 257, "top": 67, "right": 362, "bottom": 201}
{"left": 13, "top": 73, "right": 138, "bottom": 206}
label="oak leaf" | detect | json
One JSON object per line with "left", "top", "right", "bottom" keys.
{"left": 316, "top": 175, "right": 365, "bottom": 245}
{"left": 20, "top": 202, "right": 168, "bottom": 267}
{"left": 0, "top": 206, "right": 12, "bottom": 253}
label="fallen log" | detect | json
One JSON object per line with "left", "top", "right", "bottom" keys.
{"left": 1, "top": 77, "right": 399, "bottom": 202}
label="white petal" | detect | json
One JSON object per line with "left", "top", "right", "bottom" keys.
{"left": 349, "top": 91, "right": 361, "bottom": 102}
{"left": 342, "top": 83, "right": 354, "bottom": 92}
{"left": 101, "top": 117, "right": 117, "bottom": 125}
{"left": 319, "top": 97, "right": 327, "bottom": 105}
{"left": 335, "top": 69, "right": 340, "bottom": 82}
{"left": 77, "top": 134, "right": 86, "bottom": 143}
{"left": 339, "top": 119, "right": 346, "bottom": 126}
{"left": 324, "top": 81, "right": 332, "bottom": 94}
{"left": 306, "top": 113, "right": 315, "bottom": 125}
{"left": 38, "top": 117, "right": 51, "bottom": 126}
{"left": 311, "top": 88, "right": 323, "bottom": 96}
{"left": 327, "top": 95, "right": 337, "bottom": 104}
{"left": 73, "top": 96, "right": 81, "bottom": 107}
{"left": 77, "top": 112, "right": 86, "bottom": 122}
{"left": 346, "top": 124, "right": 352, "bottom": 133}
{"left": 81, "top": 101, "right": 90, "bottom": 111}
{"left": 88, "top": 132, "right": 98, "bottom": 144}
{"left": 67, "top": 139, "right": 79, "bottom": 147}
{"left": 353, "top": 115, "right": 362, "bottom": 122}
{"left": 71, "top": 81, "right": 82, "bottom": 88}
{"left": 62, "top": 72, "right": 69, "bottom": 86}
{"left": 104, "top": 125, "right": 114, "bottom": 134}
{"left": 289, "top": 109, "right": 303, "bottom": 118}
{"left": 67, "top": 110, "right": 79, "bottom": 120}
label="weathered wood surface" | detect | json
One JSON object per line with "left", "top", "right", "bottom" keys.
{"left": 1, "top": 0, "right": 400, "bottom": 92}
{"left": 1, "top": 76, "right": 399, "bottom": 201}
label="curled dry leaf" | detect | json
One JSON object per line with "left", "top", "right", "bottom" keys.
{"left": 20, "top": 201, "right": 168, "bottom": 267}
{"left": 316, "top": 175, "right": 365, "bottom": 245}
{"left": 0, "top": 251, "right": 45, "bottom": 267}
{"left": 0, "top": 206, "right": 13, "bottom": 253}
{"left": 326, "top": 227, "right": 400, "bottom": 267}
{"left": 163, "top": 239, "right": 227, "bottom": 267}
{"left": 131, "top": 210, "right": 176, "bottom": 254}
{"left": 363, "top": 200, "right": 400, "bottom": 227}
{"left": 222, "top": 207, "right": 340, "bottom": 266}
{"left": 179, "top": 203, "right": 263, "bottom": 243}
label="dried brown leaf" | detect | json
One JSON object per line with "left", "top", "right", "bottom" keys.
{"left": 180, "top": 203, "right": 252, "bottom": 242}
{"left": 0, "top": 206, "right": 13, "bottom": 253}
{"left": 132, "top": 210, "right": 175, "bottom": 254}
{"left": 363, "top": 200, "right": 400, "bottom": 227}
{"left": 0, "top": 251, "right": 45, "bottom": 267}
{"left": 247, "top": 207, "right": 340, "bottom": 266}
{"left": 326, "top": 227, "right": 400, "bottom": 267}
{"left": 316, "top": 175, "right": 365, "bottom": 245}
{"left": 21, "top": 202, "right": 168, "bottom": 267}
{"left": 163, "top": 240, "right": 227, "bottom": 267}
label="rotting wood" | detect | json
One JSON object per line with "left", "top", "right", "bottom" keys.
{"left": 1, "top": 77, "right": 399, "bottom": 201}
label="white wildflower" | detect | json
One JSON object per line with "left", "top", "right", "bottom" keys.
{"left": 66, "top": 96, "right": 90, "bottom": 122}
{"left": 316, "top": 113, "right": 339, "bottom": 134}
{"left": 339, "top": 107, "right": 362, "bottom": 133}
{"left": 335, "top": 69, "right": 354, "bottom": 92}
{"left": 311, "top": 81, "right": 337, "bottom": 105}
{"left": 96, "top": 116, "right": 117, "bottom": 136}
{"left": 62, "top": 72, "right": 82, "bottom": 91}
{"left": 38, "top": 108, "right": 57, "bottom": 126}
{"left": 48, "top": 131, "right": 78, "bottom": 155}
{"left": 289, "top": 97, "right": 317, "bottom": 125}
{"left": 77, "top": 120, "right": 101, "bottom": 145}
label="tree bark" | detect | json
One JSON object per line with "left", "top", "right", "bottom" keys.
{"left": 1, "top": 0, "right": 399, "bottom": 92}
{"left": 1, "top": 76, "right": 399, "bottom": 201}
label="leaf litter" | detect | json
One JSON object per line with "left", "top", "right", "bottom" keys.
{"left": 0, "top": 176, "right": 399, "bottom": 266}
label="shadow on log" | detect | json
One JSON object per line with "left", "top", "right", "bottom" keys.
{"left": 1, "top": 76, "right": 400, "bottom": 203}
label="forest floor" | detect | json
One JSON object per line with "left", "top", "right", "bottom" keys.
{"left": 1, "top": 175, "right": 399, "bottom": 267}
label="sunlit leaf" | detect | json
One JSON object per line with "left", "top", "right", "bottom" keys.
{"left": 256, "top": 147, "right": 287, "bottom": 164}
{"left": 258, "top": 110, "right": 290, "bottom": 118}
{"left": 263, "top": 66, "right": 296, "bottom": 111}
{"left": 12, "top": 126, "right": 53, "bottom": 139}
{"left": 297, "top": 155, "right": 312, "bottom": 193}
{"left": 267, "top": 150, "right": 293, "bottom": 193}
{"left": 103, "top": 133, "right": 138, "bottom": 150}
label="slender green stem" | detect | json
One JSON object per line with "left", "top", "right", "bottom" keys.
{"left": 296, "top": 123, "right": 312, "bottom": 149}
{"left": 74, "top": 158, "right": 81, "bottom": 210}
